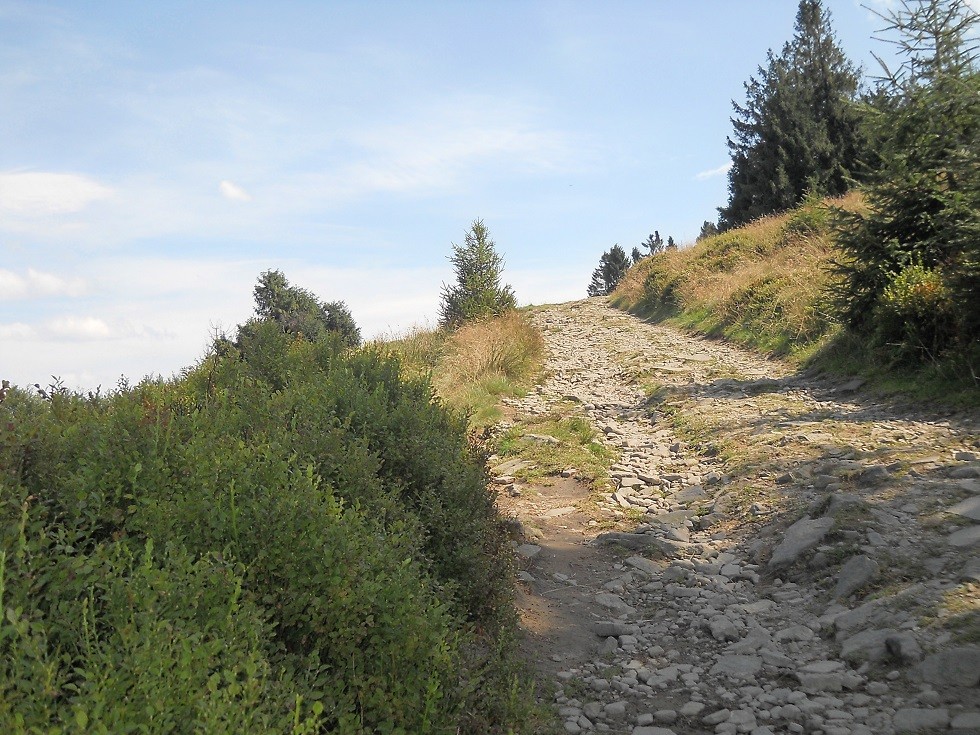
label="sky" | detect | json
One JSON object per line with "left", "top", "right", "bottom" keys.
{"left": 0, "top": 0, "right": 966, "bottom": 391}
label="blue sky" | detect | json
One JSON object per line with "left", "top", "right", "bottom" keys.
{"left": 0, "top": 0, "right": 944, "bottom": 390}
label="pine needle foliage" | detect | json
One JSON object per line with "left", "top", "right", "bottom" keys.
{"left": 439, "top": 220, "right": 517, "bottom": 329}
{"left": 588, "top": 244, "right": 631, "bottom": 297}
{"left": 720, "top": 0, "right": 863, "bottom": 229}
{"left": 832, "top": 0, "right": 980, "bottom": 362}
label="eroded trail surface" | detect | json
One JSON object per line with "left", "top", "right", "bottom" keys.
{"left": 495, "top": 298, "right": 979, "bottom": 735}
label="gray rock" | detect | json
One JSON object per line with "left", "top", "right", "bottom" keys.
{"left": 833, "top": 554, "right": 880, "bottom": 598}
{"left": 796, "top": 671, "right": 843, "bottom": 692}
{"left": 595, "top": 593, "right": 635, "bottom": 614}
{"left": 859, "top": 465, "right": 891, "bottom": 485}
{"left": 775, "top": 624, "right": 815, "bottom": 642}
{"left": 916, "top": 646, "right": 980, "bottom": 687}
{"left": 885, "top": 632, "right": 922, "bottom": 664}
{"left": 625, "top": 555, "right": 661, "bottom": 575}
{"left": 840, "top": 628, "right": 899, "bottom": 663}
{"left": 956, "top": 451, "right": 979, "bottom": 461}
{"left": 702, "top": 709, "right": 731, "bottom": 725}
{"left": 709, "top": 655, "right": 762, "bottom": 680}
{"left": 892, "top": 708, "right": 949, "bottom": 733}
{"left": 709, "top": 615, "right": 740, "bottom": 642}
{"left": 949, "top": 525, "right": 980, "bottom": 547}
{"left": 951, "top": 466, "right": 980, "bottom": 479}
{"left": 594, "top": 532, "right": 689, "bottom": 555}
{"left": 951, "top": 712, "right": 980, "bottom": 731}
{"left": 959, "top": 557, "right": 980, "bottom": 583}
{"left": 594, "top": 621, "right": 639, "bottom": 637}
{"left": 949, "top": 495, "right": 980, "bottom": 521}
{"left": 697, "top": 512, "right": 726, "bottom": 530}
{"left": 632, "top": 728, "right": 677, "bottom": 735}
{"left": 669, "top": 485, "right": 705, "bottom": 503}
{"left": 769, "top": 517, "right": 835, "bottom": 568}
{"left": 516, "top": 544, "right": 541, "bottom": 559}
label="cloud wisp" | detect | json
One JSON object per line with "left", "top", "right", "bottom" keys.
{"left": 695, "top": 162, "right": 733, "bottom": 181}
{"left": 0, "top": 268, "right": 87, "bottom": 299}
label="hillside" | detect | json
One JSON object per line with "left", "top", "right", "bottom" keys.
{"left": 609, "top": 193, "right": 978, "bottom": 407}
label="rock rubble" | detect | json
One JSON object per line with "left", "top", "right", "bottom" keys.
{"left": 503, "top": 299, "right": 979, "bottom": 735}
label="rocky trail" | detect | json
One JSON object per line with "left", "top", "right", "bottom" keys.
{"left": 494, "top": 298, "right": 980, "bottom": 735}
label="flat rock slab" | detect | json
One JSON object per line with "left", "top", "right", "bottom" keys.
{"left": 915, "top": 646, "right": 980, "bottom": 687}
{"left": 948, "top": 524, "right": 980, "bottom": 547}
{"left": 516, "top": 544, "right": 542, "bottom": 560}
{"left": 948, "top": 495, "right": 980, "bottom": 521}
{"left": 709, "top": 655, "right": 762, "bottom": 680}
{"left": 491, "top": 458, "right": 534, "bottom": 475}
{"left": 625, "top": 555, "right": 661, "bottom": 576}
{"left": 669, "top": 485, "right": 706, "bottom": 503}
{"left": 834, "top": 554, "right": 880, "bottom": 598}
{"left": 649, "top": 509, "right": 698, "bottom": 527}
{"left": 594, "top": 532, "right": 689, "bottom": 556}
{"left": 839, "top": 628, "right": 899, "bottom": 663}
{"left": 594, "top": 592, "right": 635, "bottom": 615}
{"left": 769, "top": 516, "right": 835, "bottom": 568}
{"left": 892, "top": 707, "right": 949, "bottom": 733}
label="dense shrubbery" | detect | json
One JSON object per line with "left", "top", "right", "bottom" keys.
{"left": 0, "top": 322, "right": 528, "bottom": 732}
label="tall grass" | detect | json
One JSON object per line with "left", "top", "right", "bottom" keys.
{"left": 384, "top": 310, "right": 545, "bottom": 426}
{"left": 612, "top": 192, "right": 865, "bottom": 361}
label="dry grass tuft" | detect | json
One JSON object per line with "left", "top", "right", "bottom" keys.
{"left": 382, "top": 310, "right": 545, "bottom": 425}
{"left": 612, "top": 192, "right": 865, "bottom": 361}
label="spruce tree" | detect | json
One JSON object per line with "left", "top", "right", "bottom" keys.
{"left": 719, "top": 0, "right": 863, "bottom": 229}
{"left": 587, "top": 245, "right": 631, "bottom": 297}
{"left": 244, "top": 269, "right": 361, "bottom": 347}
{"left": 697, "top": 221, "right": 719, "bottom": 241}
{"left": 439, "top": 219, "right": 516, "bottom": 328}
{"left": 833, "top": 0, "right": 979, "bottom": 358}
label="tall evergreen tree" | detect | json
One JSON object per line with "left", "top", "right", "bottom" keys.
{"left": 587, "top": 245, "right": 631, "bottom": 297}
{"left": 719, "top": 0, "right": 863, "bottom": 229}
{"left": 833, "top": 0, "right": 979, "bottom": 358}
{"left": 439, "top": 219, "right": 516, "bottom": 328}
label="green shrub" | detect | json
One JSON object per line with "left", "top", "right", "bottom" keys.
{"left": 874, "top": 264, "right": 957, "bottom": 362}
{"left": 0, "top": 321, "right": 529, "bottom": 733}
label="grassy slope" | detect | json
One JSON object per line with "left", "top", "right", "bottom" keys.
{"left": 611, "top": 192, "right": 978, "bottom": 406}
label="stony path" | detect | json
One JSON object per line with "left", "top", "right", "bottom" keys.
{"left": 497, "top": 298, "right": 980, "bottom": 735}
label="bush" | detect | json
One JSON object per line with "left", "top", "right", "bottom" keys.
{"left": 874, "top": 264, "right": 957, "bottom": 362}
{"left": 0, "top": 320, "right": 529, "bottom": 732}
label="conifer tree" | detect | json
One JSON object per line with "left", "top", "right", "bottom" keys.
{"left": 587, "top": 245, "right": 631, "bottom": 297}
{"left": 642, "top": 231, "right": 665, "bottom": 257}
{"left": 439, "top": 220, "right": 516, "bottom": 328}
{"left": 697, "top": 221, "right": 719, "bottom": 241}
{"left": 719, "top": 0, "right": 863, "bottom": 229}
{"left": 834, "top": 0, "right": 979, "bottom": 358}
{"left": 244, "top": 269, "right": 360, "bottom": 347}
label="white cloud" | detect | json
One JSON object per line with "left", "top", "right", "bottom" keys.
{"left": 0, "top": 171, "right": 112, "bottom": 217}
{"left": 0, "top": 322, "right": 35, "bottom": 339}
{"left": 0, "top": 268, "right": 86, "bottom": 300}
{"left": 45, "top": 316, "right": 113, "bottom": 340}
{"left": 219, "top": 180, "right": 252, "bottom": 202}
{"left": 695, "top": 162, "right": 732, "bottom": 181}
